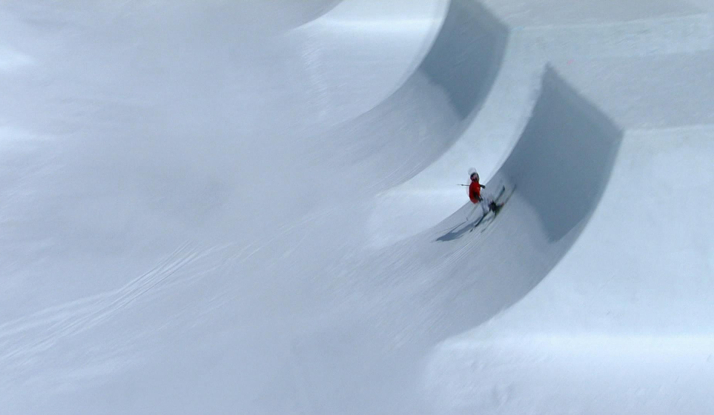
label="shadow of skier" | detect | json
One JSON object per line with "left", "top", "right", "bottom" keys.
{"left": 435, "top": 215, "right": 491, "bottom": 241}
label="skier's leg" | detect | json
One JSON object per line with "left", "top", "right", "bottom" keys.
{"left": 480, "top": 199, "right": 490, "bottom": 216}
{"left": 466, "top": 203, "right": 479, "bottom": 222}
{"left": 481, "top": 193, "right": 497, "bottom": 213}
{"left": 472, "top": 206, "right": 487, "bottom": 227}
{"left": 470, "top": 201, "right": 490, "bottom": 228}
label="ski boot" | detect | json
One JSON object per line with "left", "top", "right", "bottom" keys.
{"left": 489, "top": 201, "right": 501, "bottom": 215}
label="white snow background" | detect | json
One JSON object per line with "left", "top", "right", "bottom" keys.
{"left": 1, "top": 0, "right": 713, "bottom": 414}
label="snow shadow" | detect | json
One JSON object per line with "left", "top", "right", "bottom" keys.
{"left": 418, "top": 0, "right": 508, "bottom": 119}
{"left": 496, "top": 66, "right": 623, "bottom": 242}
{"left": 435, "top": 222, "right": 475, "bottom": 241}
{"left": 435, "top": 215, "right": 492, "bottom": 242}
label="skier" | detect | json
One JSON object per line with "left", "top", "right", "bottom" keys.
{"left": 467, "top": 168, "right": 498, "bottom": 224}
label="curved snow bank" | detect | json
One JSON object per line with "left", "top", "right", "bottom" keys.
{"left": 320, "top": 0, "right": 508, "bottom": 194}
{"left": 418, "top": 0, "right": 508, "bottom": 120}
{"left": 425, "top": 126, "right": 714, "bottom": 415}
{"left": 288, "top": 0, "right": 449, "bottom": 126}
{"left": 431, "top": 66, "right": 622, "bottom": 319}
{"left": 412, "top": 67, "right": 626, "bottom": 415}
{"left": 494, "top": 67, "right": 622, "bottom": 242}
{"left": 424, "top": 52, "right": 714, "bottom": 415}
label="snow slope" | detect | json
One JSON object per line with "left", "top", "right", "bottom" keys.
{"left": 426, "top": 51, "right": 714, "bottom": 415}
{"left": 1, "top": 0, "right": 713, "bottom": 414}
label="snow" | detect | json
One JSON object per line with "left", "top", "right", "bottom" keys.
{"left": 481, "top": 0, "right": 703, "bottom": 26}
{"left": 1, "top": 0, "right": 713, "bottom": 414}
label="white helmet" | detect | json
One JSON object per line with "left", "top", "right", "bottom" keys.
{"left": 468, "top": 168, "right": 479, "bottom": 180}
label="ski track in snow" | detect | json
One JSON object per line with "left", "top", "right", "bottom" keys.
{"left": 0, "top": 204, "right": 337, "bottom": 384}
{"left": 0, "top": 243, "right": 203, "bottom": 362}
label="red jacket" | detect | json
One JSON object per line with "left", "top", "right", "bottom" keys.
{"left": 469, "top": 180, "right": 482, "bottom": 204}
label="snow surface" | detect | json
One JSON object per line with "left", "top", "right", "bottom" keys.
{"left": 1, "top": 0, "right": 713, "bottom": 414}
